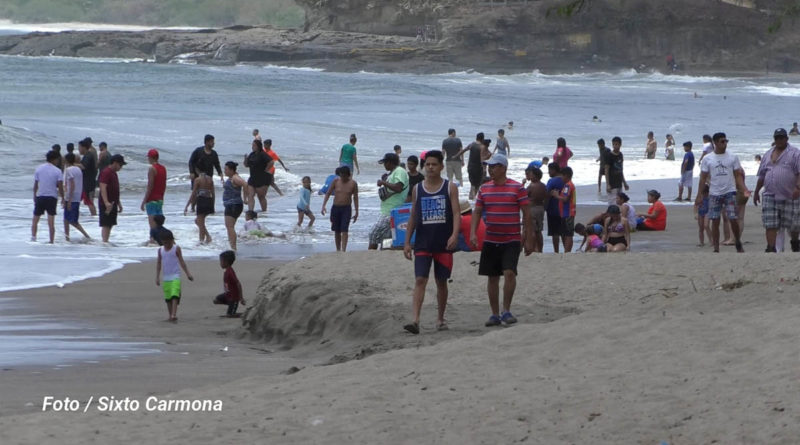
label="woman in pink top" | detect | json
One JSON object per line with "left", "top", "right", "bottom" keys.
{"left": 552, "top": 137, "right": 573, "bottom": 169}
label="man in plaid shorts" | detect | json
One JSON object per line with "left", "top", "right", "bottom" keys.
{"left": 696, "top": 132, "right": 750, "bottom": 252}
{"left": 753, "top": 128, "right": 800, "bottom": 252}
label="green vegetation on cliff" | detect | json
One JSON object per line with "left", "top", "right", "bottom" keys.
{"left": 0, "top": 0, "right": 304, "bottom": 28}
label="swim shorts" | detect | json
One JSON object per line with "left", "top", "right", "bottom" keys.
{"left": 478, "top": 241, "right": 521, "bottom": 276}
{"left": 34, "top": 196, "right": 57, "bottom": 216}
{"left": 63, "top": 201, "right": 80, "bottom": 223}
{"left": 761, "top": 194, "right": 800, "bottom": 231}
{"left": 224, "top": 203, "right": 244, "bottom": 219}
{"left": 145, "top": 200, "right": 163, "bottom": 216}
{"left": 99, "top": 205, "right": 118, "bottom": 227}
{"left": 679, "top": 171, "right": 693, "bottom": 188}
{"left": 546, "top": 211, "right": 562, "bottom": 237}
{"left": 196, "top": 196, "right": 214, "bottom": 216}
{"left": 561, "top": 216, "right": 575, "bottom": 237}
{"left": 708, "top": 192, "right": 737, "bottom": 220}
{"left": 414, "top": 251, "right": 453, "bottom": 280}
{"left": 330, "top": 204, "right": 352, "bottom": 232}
{"left": 162, "top": 279, "right": 181, "bottom": 301}
{"left": 530, "top": 205, "right": 544, "bottom": 232}
{"left": 368, "top": 214, "right": 392, "bottom": 246}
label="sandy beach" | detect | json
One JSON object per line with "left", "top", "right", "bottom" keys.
{"left": 2, "top": 204, "right": 798, "bottom": 444}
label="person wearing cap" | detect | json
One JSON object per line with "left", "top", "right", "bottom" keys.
{"left": 98, "top": 154, "right": 126, "bottom": 243}
{"left": 695, "top": 132, "right": 749, "bottom": 252}
{"left": 636, "top": 190, "right": 667, "bottom": 232}
{"left": 31, "top": 150, "right": 64, "bottom": 243}
{"left": 141, "top": 149, "right": 167, "bottom": 240}
{"left": 368, "top": 152, "right": 408, "bottom": 249}
{"left": 78, "top": 138, "right": 98, "bottom": 216}
{"left": 471, "top": 152, "right": 533, "bottom": 327}
{"left": 441, "top": 128, "right": 463, "bottom": 186}
{"left": 339, "top": 134, "right": 360, "bottom": 175}
{"left": 676, "top": 141, "right": 695, "bottom": 201}
{"left": 753, "top": 128, "right": 800, "bottom": 252}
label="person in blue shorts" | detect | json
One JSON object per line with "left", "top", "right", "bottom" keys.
{"left": 321, "top": 166, "right": 359, "bottom": 251}
{"left": 403, "top": 150, "right": 460, "bottom": 334}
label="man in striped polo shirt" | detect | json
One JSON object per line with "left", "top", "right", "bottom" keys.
{"left": 470, "top": 153, "right": 534, "bottom": 327}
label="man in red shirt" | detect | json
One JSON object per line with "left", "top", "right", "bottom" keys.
{"left": 470, "top": 153, "right": 534, "bottom": 327}
{"left": 141, "top": 149, "right": 167, "bottom": 241}
{"left": 99, "top": 154, "right": 126, "bottom": 243}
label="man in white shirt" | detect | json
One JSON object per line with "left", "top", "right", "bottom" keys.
{"left": 695, "top": 132, "right": 749, "bottom": 253}
{"left": 32, "top": 150, "right": 64, "bottom": 243}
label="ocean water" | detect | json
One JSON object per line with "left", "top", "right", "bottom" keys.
{"left": 1, "top": 48, "right": 800, "bottom": 293}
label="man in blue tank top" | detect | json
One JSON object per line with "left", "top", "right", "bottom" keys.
{"left": 402, "top": 150, "right": 460, "bottom": 334}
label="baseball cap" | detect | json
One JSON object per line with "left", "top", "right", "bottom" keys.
{"left": 774, "top": 128, "right": 788, "bottom": 138}
{"left": 527, "top": 160, "right": 543, "bottom": 170}
{"left": 147, "top": 148, "right": 159, "bottom": 159}
{"left": 110, "top": 154, "right": 127, "bottom": 165}
{"left": 378, "top": 153, "right": 400, "bottom": 165}
{"left": 483, "top": 153, "right": 508, "bottom": 167}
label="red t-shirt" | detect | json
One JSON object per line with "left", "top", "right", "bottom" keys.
{"left": 643, "top": 200, "right": 667, "bottom": 231}
{"left": 475, "top": 178, "right": 529, "bottom": 243}
{"left": 98, "top": 167, "right": 119, "bottom": 206}
{"left": 146, "top": 163, "right": 167, "bottom": 202}
{"left": 223, "top": 267, "right": 242, "bottom": 303}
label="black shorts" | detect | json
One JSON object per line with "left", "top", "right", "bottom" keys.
{"left": 608, "top": 236, "right": 627, "bottom": 246}
{"left": 561, "top": 216, "right": 575, "bottom": 237}
{"left": 468, "top": 168, "right": 483, "bottom": 188}
{"left": 224, "top": 203, "right": 244, "bottom": 219}
{"left": 196, "top": 196, "right": 214, "bottom": 216}
{"left": 33, "top": 196, "right": 57, "bottom": 216}
{"left": 330, "top": 204, "right": 352, "bottom": 233}
{"left": 546, "top": 211, "right": 562, "bottom": 237}
{"left": 99, "top": 205, "right": 118, "bottom": 227}
{"left": 478, "top": 241, "right": 521, "bottom": 276}
{"left": 264, "top": 173, "right": 275, "bottom": 187}
{"left": 247, "top": 174, "right": 268, "bottom": 188}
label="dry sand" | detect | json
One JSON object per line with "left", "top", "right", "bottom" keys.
{"left": 2, "top": 205, "right": 799, "bottom": 444}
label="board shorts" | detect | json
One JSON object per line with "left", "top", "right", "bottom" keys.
{"left": 414, "top": 251, "right": 453, "bottom": 280}
{"left": 145, "top": 200, "right": 163, "bottom": 216}
{"left": 546, "top": 210, "right": 562, "bottom": 237}
{"left": 530, "top": 205, "right": 544, "bottom": 232}
{"left": 330, "top": 204, "right": 352, "bottom": 232}
{"left": 478, "top": 241, "right": 521, "bottom": 276}
{"left": 697, "top": 198, "right": 709, "bottom": 217}
{"left": 99, "top": 205, "right": 118, "bottom": 227}
{"left": 64, "top": 201, "right": 80, "bottom": 223}
{"left": 34, "top": 196, "right": 57, "bottom": 216}
{"left": 369, "top": 214, "right": 392, "bottom": 246}
{"left": 162, "top": 279, "right": 181, "bottom": 301}
{"left": 561, "top": 216, "right": 575, "bottom": 237}
{"left": 196, "top": 196, "right": 214, "bottom": 216}
{"left": 679, "top": 171, "right": 693, "bottom": 188}
{"left": 81, "top": 190, "right": 95, "bottom": 206}
{"left": 708, "top": 192, "right": 737, "bottom": 220}
{"left": 224, "top": 203, "right": 244, "bottom": 219}
{"left": 761, "top": 194, "right": 800, "bottom": 231}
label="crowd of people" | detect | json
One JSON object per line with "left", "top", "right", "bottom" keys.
{"left": 29, "top": 124, "right": 800, "bottom": 327}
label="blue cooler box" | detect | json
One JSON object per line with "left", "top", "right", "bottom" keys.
{"left": 390, "top": 203, "right": 415, "bottom": 248}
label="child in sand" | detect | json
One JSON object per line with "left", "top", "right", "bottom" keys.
{"left": 321, "top": 166, "right": 359, "bottom": 251}
{"left": 576, "top": 223, "right": 607, "bottom": 252}
{"left": 155, "top": 230, "right": 194, "bottom": 322}
{"left": 213, "top": 250, "right": 245, "bottom": 317}
{"left": 296, "top": 176, "right": 315, "bottom": 231}
{"left": 694, "top": 184, "right": 712, "bottom": 247}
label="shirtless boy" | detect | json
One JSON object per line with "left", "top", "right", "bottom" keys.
{"left": 525, "top": 164, "right": 546, "bottom": 252}
{"left": 321, "top": 166, "right": 359, "bottom": 251}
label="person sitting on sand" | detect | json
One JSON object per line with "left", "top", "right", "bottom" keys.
{"left": 213, "top": 250, "right": 245, "bottom": 318}
{"left": 576, "top": 223, "right": 606, "bottom": 253}
{"left": 616, "top": 192, "right": 637, "bottom": 232}
{"left": 155, "top": 230, "right": 194, "bottom": 322}
{"left": 321, "top": 165, "right": 359, "bottom": 252}
{"left": 636, "top": 190, "right": 667, "bottom": 231}
{"left": 403, "top": 150, "right": 460, "bottom": 334}
{"left": 239, "top": 210, "right": 286, "bottom": 240}
{"left": 603, "top": 205, "right": 630, "bottom": 252}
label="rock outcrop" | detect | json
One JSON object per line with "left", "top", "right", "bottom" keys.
{"left": 1, "top": 0, "right": 799, "bottom": 74}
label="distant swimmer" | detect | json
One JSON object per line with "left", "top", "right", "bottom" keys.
{"left": 693, "top": 92, "right": 700, "bottom": 98}
{"left": 790, "top": 122, "right": 799, "bottom": 136}
{"left": 645, "top": 131, "right": 657, "bottom": 159}
{"left": 507, "top": 121, "right": 514, "bottom": 130}
{"left": 592, "top": 115, "right": 601, "bottom": 122}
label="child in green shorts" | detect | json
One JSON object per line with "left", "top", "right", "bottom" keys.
{"left": 155, "top": 230, "right": 194, "bottom": 322}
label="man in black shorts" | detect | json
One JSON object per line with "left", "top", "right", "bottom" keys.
{"left": 98, "top": 154, "right": 126, "bottom": 243}
{"left": 32, "top": 150, "right": 64, "bottom": 243}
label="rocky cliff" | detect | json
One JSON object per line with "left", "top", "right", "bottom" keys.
{"left": 1, "top": 0, "right": 799, "bottom": 74}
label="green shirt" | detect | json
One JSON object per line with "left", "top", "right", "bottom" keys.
{"left": 340, "top": 144, "right": 356, "bottom": 164}
{"left": 380, "top": 167, "right": 409, "bottom": 215}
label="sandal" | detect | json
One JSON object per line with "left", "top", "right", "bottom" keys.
{"left": 436, "top": 321, "right": 449, "bottom": 331}
{"left": 403, "top": 322, "right": 420, "bottom": 335}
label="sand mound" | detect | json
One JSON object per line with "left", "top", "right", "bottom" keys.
{"left": 241, "top": 251, "right": 583, "bottom": 362}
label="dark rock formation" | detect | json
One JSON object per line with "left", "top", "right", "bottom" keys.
{"left": 0, "top": 0, "right": 799, "bottom": 74}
